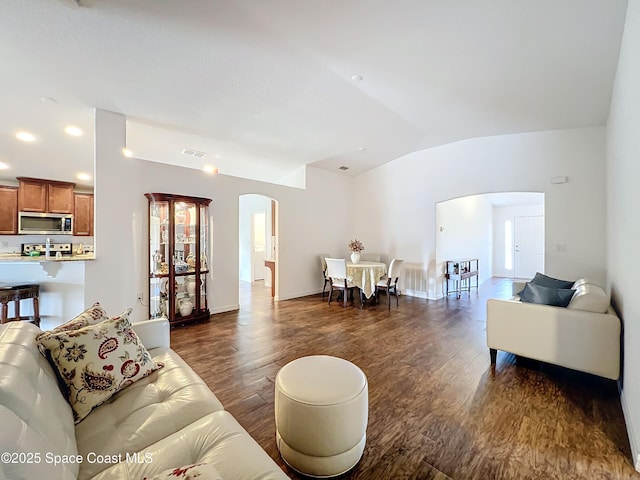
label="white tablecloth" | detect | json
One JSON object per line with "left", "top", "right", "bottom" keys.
{"left": 346, "top": 261, "right": 387, "bottom": 299}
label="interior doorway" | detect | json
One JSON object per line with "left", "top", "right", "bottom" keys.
{"left": 239, "top": 194, "right": 277, "bottom": 309}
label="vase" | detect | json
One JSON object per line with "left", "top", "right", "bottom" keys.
{"left": 186, "top": 277, "right": 196, "bottom": 295}
{"left": 178, "top": 297, "right": 194, "bottom": 317}
{"left": 350, "top": 252, "right": 361, "bottom": 264}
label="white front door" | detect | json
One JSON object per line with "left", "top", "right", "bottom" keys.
{"left": 514, "top": 215, "right": 544, "bottom": 279}
{"left": 251, "top": 212, "right": 266, "bottom": 281}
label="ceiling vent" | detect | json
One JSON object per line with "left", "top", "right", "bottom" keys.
{"left": 182, "top": 148, "right": 207, "bottom": 159}
{"left": 339, "top": 166, "right": 349, "bottom": 171}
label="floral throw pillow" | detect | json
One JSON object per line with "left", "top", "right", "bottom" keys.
{"left": 142, "top": 463, "right": 223, "bottom": 480}
{"left": 37, "top": 309, "right": 163, "bottom": 423}
{"left": 36, "top": 302, "right": 110, "bottom": 347}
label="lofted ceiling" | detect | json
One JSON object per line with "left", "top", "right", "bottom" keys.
{"left": 0, "top": 0, "right": 628, "bottom": 188}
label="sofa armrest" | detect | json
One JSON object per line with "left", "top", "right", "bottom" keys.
{"left": 486, "top": 298, "right": 620, "bottom": 380}
{"left": 512, "top": 281, "right": 526, "bottom": 296}
{"left": 132, "top": 318, "right": 170, "bottom": 354}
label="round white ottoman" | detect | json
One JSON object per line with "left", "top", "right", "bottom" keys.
{"left": 275, "top": 355, "right": 368, "bottom": 478}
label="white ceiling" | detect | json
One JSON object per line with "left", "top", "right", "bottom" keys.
{"left": 0, "top": 0, "right": 628, "bottom": 187}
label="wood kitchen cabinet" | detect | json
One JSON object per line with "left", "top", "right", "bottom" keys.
{"left": 17, "top": 177, "right": 75, "bottom": 214}
{"left": 73, "top": 193, "right": 94, "bottom": 236}
{"left": 0, "top": 186, "right": 18, "bottom": 234}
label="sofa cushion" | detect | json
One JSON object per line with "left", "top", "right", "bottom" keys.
{"left": 142, "top": 463, "right": 223, "bottom": 480}
{"left": 520, "top": 282, "right": 575, "bottom": 307}
{"left": 568, "top": 283, "right": 610, "bottom": 313}
{"left": 86, "top": 411, "right": 289, "bottom": 480}
{"left": 0, "top": 322, "right": 79, "bottom": 480}
{"left": 75, "top": 349, "right": 225, "bottom": 480}
{"left": 37, "top": 309, "right": 162, "bottom": 423}
{"left": 531, "top": 272, "right": 574, "bottom": 290}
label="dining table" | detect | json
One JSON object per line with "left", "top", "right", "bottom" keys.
{"left": 346, "top": 261, "right": 387, "bottom": 299}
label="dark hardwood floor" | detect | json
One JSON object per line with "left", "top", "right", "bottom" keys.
{"left": 170, "top": 279, "right": 638, "bottom": 480}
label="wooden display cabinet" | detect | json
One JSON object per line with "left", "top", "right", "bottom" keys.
{"left": 145, "top": 193, "right": 211, "bottom": 326}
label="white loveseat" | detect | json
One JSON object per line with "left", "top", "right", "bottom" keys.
{"left": 0, "top": 319, "right": 288, "bottom": 480}
{"left": 486, "top": 280, "right": 621, "bottom": 380}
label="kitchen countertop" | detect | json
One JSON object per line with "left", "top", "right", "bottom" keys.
{"left": 0, "top": 253, "right": 96, "bottom": 262}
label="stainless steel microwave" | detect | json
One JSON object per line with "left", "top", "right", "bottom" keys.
{"left": 18, "top": 212, "right": 73, "bottom": 235}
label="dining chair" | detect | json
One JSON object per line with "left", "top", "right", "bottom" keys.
{"left": 325, "top": 258, "right": 359, "bottom": 307}
{"left": 361, "top": 253, "right": 381, "bottom": 262}
{"left": 375, "top": 259, "right": 405, "bottom": 309}
{"left": 319, "top": 254, "right": 331, "bottom": 298}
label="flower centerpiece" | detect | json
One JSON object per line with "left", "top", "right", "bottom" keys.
{"left": 348, "top": 239, "right": 364, "bottom": 264}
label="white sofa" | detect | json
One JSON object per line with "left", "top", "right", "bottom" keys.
{"left": 486, "top": 280, "right": 621, "bottom": 380}
{"left": 0, "top": 319, "right": 288, "bottom": 480}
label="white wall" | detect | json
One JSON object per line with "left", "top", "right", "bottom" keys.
{"left": 435, "top": 195, "right": 492, "bottom": 297}
{"left": 85, "top": 109, "right": 351, "bottom": 321}
{"left": 238, "top": 194, "right": 272, "bottom": 283}
{"left": 607, "top": 0, "right": 640, "bottom": 470}
{"left": 353, "top": 127, "right": 607, "bottom": 299}
{"left": 492, "top": 204, "right": 545, "bottom": 278}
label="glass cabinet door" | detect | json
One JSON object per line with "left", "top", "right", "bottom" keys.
{"left": 198, "top": 204, "right": 209, "bottom": 313}
{"left": 149, "top": 200, "right": 169, "bottom": 319}
{"left": 174, "top": 201, "right": 195, "bottom": 318}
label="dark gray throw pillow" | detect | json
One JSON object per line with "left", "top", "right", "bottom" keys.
{"left": 520, "top": 282, "right": 575, "bottom": 307}
{"left": 531, "top": 272, "right": 574, "bottom": 290}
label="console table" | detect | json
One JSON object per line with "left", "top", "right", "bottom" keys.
{"left": 0, "top": 284, "right": 40, "bottom": 326}
{"left": 264, "top": 260, "right": 275, "bottom": 297}
{"left": 444, "top": 259, "right": 479, "bottom": 299}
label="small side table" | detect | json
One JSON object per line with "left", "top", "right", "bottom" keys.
{"left": 0, "top": 284, "right": 40, "bottom": 327}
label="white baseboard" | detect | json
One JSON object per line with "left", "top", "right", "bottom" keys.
{"left": 620, "top": 390, "right": 640, "bottom": 472}
{"left": 276, "top": 289, "right": 323, "bottom": 301}
{"left": 403, "top": 289, "right": 429, "bottom": 299}
{"left": 210, "top": 304, "right": 240, "bottom": 315}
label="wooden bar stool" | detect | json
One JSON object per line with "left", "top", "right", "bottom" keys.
{"left": 0, "top": 284, "right": 40, "bottom": 327}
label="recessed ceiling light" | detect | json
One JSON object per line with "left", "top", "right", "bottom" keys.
{"left": 351, "top": 75, "right": 363, "bottom": 81}
{"left": 339, "top": 166, "right": 349, "bottom": 171}
{"left": 0, "top": 162, "right": 9, "bottom": 170}
{"left": 65, "top": 126, "right": 83, "bottom": 136}
{"left": 358, "top": 146, "right": 366, "bottom": 151}
{"left": 214, "top": 154, "right": 222, "bottom": 159}
{"left": 76, "top": 172, "right": 92, "bottom": 181}
{"left": 41, "top": 96, "right": 58, "bottom": 104}
{"left": 122, "top": 148, "right": 133, "bottom": 157}
{"left": 16, "top": 131, "right": 36, "bottom": 142}
{"left": 203, "top": 165, "right": 218, "bottom": 175}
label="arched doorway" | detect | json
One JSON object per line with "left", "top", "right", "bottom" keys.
{"left": 435, "top": 192, "right": 544, "bottom": 298}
